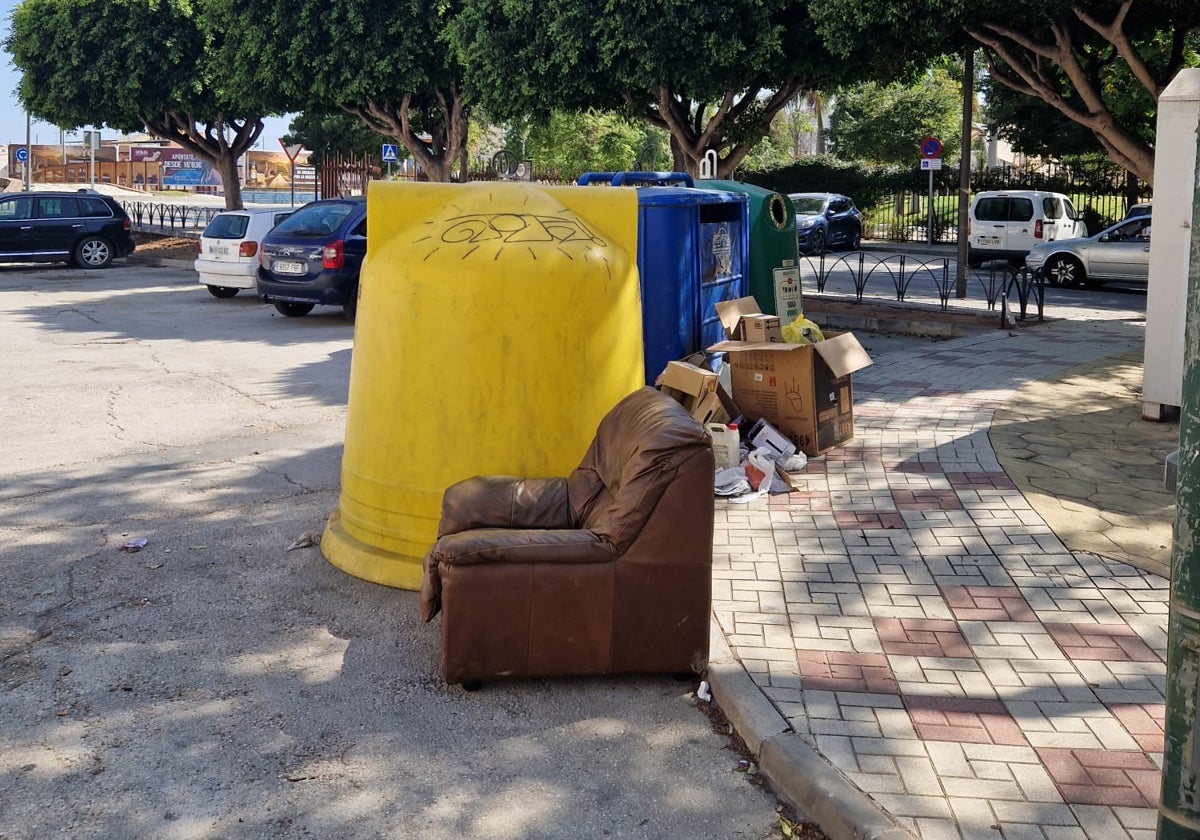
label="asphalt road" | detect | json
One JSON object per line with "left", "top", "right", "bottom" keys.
{"left": 0, "top": 261, "right": 783, "bottom": 840}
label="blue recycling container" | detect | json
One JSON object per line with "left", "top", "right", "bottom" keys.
{"left": 578, "top": 172, "right": 749, "bottom": 383}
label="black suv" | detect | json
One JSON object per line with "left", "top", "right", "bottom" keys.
{"left": 0, "top": 190, "right": 136, "bottom": 268}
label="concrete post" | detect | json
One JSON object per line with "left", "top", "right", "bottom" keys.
{"left": 1159, "top": 77, "right": 1200, "bottom": 840}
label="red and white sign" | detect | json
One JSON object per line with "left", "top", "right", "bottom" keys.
{"left": 280, "top": 141, "right": 304, "bottom": 162}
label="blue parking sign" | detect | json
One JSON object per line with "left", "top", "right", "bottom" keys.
{"left": 14, "top": 147, "right": 28, "bottom": 163}
{"left": 381, "top": 144, "right": 399, "bottom": 162}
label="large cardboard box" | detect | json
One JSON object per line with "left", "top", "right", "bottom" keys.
{"left": 708, "top": 332, "right": 873, "bottom": 456}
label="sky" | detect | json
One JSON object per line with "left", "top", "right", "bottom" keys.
{"left": 0, "top": 0, "right": 291, "bottom": 149}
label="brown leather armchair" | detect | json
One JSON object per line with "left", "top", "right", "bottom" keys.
{"left": 420, "top": 387, "right": 715, "bottom": 688}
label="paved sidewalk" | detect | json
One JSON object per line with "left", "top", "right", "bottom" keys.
{"left": 708, "top": 315, "right": 1177, "bottom": 840}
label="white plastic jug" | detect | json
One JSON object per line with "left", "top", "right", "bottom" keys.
{"left": 707, "top": 423, "right": 741, "bottom": 471}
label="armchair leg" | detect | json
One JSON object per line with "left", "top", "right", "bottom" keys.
{"left": 461, "top": 680, "right": 483, "bottom": 692}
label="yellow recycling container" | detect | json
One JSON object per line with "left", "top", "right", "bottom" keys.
{"left": 322, "top": 180, "right": 645, "bottom": 590}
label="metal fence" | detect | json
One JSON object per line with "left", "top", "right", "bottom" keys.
{"left": 799, "top": 251, "right": 1045, "bottom": 325}
{"left": 864, "top": 161, "right": 1152, "bottom": 244}
{"left": 122, "top": 201, "right": 223, "bottom": 235}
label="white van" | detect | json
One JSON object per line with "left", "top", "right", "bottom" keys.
{"left": 196, "top": 208, "right": 292, "bottom": 298}
{"left": 967, "top": 190, "right": 1087, "bottom": 266}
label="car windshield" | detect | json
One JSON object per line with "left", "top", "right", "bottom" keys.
{"left": 792, "top": 196, "right": 827, "bottom": 215}
{"left": 272, "top": 203, "right": 355, "bottom": 236}
{"left": 204, "top": 214, "right": 250, "bottom": 239}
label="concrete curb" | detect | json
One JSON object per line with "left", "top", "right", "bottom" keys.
{"left": 706, "top": 624, "right": 914, "bottom": 839}
{"left": 128, "top": 255, "right": 196, "bottom": 270}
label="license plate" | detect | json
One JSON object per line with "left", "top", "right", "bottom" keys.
{"left": 273, "top": 260, "right": 307, "bottom": 275}
{"left": 210, "top": 245, "right": 230, "bottom": 257}
{"left": 978, "top": 236, "right": 1001, "bottom": 246}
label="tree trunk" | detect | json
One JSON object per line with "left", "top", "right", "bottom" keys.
{"left": 142, "top": 112, "right": 264, "bottom": 210}
{"left": 648, "top": 81, "right": 806, "bottom": 180}
{"left": 215, "top": 152, "right": 243, "bottom": 210}
{"left": 343, "top": 86, "right": 469, "bottom": 184}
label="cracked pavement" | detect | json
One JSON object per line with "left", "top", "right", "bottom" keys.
{"left": 0, "top": 262, "right": 783, "bottom": 840}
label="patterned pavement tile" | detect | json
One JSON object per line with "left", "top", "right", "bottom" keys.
{"left": 796, "top": 649, "right": 899, "bottom": 694}
{"left": 1043, "top": 623, "right": 1162, "bottom": 663}
{"left": 1107, "top": 704, "right": 1166, "bottom": 754}
{"left": 874, "top": 617, "right": 974, "bottom": 658}
{"left": 904, "top": 695, "right": 1028, "bottom": 746}
{"left": 1036, "top": 747, "right": 1160, "bottom": 808}
{"left": 941, "top": 585, "right": 1037, "bottom": 621}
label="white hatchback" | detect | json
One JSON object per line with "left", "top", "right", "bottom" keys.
{"left": 196, "top": 209, "right": 292, "bottom": 298}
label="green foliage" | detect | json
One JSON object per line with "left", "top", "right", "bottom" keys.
{"left": 500, "top": 110, "right": 670, "bottom": 180}
{"left": 282, "top": 112, "right": 393, "bottom": 166}
{"left": 451, "top": 0, "right": 874, "bottom": 175}
{"left": 8, "top": 0, "right": 206, "bottom": 131}
{"left": 743, "top": 157, "right": 922, "bottom": 210}
{"left": 829, "top": 68, "right": 962, "bottom": 165}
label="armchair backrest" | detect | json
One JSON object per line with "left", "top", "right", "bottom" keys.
{"left": 566, "top": 387, "right": 712, "bottom": 551}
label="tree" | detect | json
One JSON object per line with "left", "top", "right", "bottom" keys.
{"left": 7, "top": 0, "right": 274, "bottom": 210}
{"left": 220, "top": 0, "right": 469, "bottom": 182}
{"left": 811, "top": 0, "right": 1200, "bottom": 185}
{"left": 452, "top": 0, "right": 867, "bottom": 178}
{"left": 281, "top": 112, "right": 393, "bottom": 170}
{"left": 829, "top": 68, "right": 962, "bottom": 165}
{"left": 497, "top": 110, "right": 670, "bottom": 180}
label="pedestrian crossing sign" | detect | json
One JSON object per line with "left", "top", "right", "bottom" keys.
{"left": 381, "top": 144, "right": 399, "bottom": 162}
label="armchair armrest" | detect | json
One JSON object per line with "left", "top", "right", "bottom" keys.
{"left": 420, "top": 529, "right": 613, "bottom": 621}
{"left": 437, "top": 476, "right": 571, "bottom": 537}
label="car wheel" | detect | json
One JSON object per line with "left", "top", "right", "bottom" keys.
{"left": 74, "top": 236, "right": 113, "bottom": 269}
{"left": 809, "top": 229, "right": 826, "bottom": 256}
{"left": 1044, "top": 255, "right": 1084, "bottom": 287}
{"left": 206, "top": 285, "right": 239, "bottom": 299}
{"left": 343, "top": 282, "right": 358, "bottom": 324}
{"left": 846, "top": 228, "right": 861, "bottom": 251}
{"left": 272, "top": 301, "right": 314, "bottom": 317}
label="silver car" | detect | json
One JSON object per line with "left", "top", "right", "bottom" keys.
{"left": 1024, "top": 214, "right": 1152, "bottom": 289}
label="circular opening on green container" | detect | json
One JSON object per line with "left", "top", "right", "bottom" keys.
{"left": 767, "top": 194, "right": 789, "bottom": 229}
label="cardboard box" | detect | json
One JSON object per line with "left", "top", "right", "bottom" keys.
{"left": 656, "top": 360, "right": 727, "bottom": 423}
{"left": 716, "top": 297, "right": 783, "bottom": 343}
{"left": 741, "top": 314, "right": 782, "bottom": 343}
{"left": 708, "top": 332, "right": 873, "bottom": 456}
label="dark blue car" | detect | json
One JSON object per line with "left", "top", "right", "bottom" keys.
{"left": 256, "top": 196, "right": 367, "bottom": 322}
{"left": 788, "top": 192, "right": 863, "bottom": 255}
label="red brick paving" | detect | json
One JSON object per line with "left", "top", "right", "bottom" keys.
{"left": 940, "top": 585, "right": 1037, "bottom": 622}
{"left": 885, "top": 461, "right": 945, "bottom": 474}
{"left": 796, "top": 650, "right": 899, "bottom": 694}
{"left": 943, "top": 472, "right": 1017, "bottom": 491}
{"left": 1109, "top": 704, "right": 1166, "bottom": 754}
{"left": 873, "top": 617, "right": 973, "bottom": 658}
{"left": 1044, "top": 623, "right": 1161, "bottom": 663}
{"left": 833, "top": 510, "right": 907, "bottom": 530}
{"left": 1036, "top": 747, "right": 1160, "bottom": 807}
{"left": 892, "top": 489, "right": 963, "bottom": 511}
{"left": 904, "top": 695, "right": 1028, "bottom": 746}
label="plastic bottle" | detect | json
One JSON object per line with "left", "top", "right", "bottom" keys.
{"left": 707, "top": 422, "right": 741, "bottom": 470}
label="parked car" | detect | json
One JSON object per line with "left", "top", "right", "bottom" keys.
{"left": 1124, "top": 200, "right": 1152, "bottom": 219}
{"left": 787, "top": 192, "right": 863, "bottom": 255}
{"left": 1024, "top": 212, "right": 1151, "bottom": 289}
{"left": 967, "top": 189, "right": 1086, "bottom": 266}
{"left": 256, "top": 197, "right": 367, "bottom": 322}
{"left": 0, "top": 189, "right": 135, "bottom": 268}
{"left": 196, "top": 208, "right": 292, "bottom": 298}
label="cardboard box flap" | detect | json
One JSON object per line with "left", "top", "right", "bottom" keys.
{"left": 813, "top": 332, "right": 873, "bottom": 377}
{"left": 715, "top": 296, "right": 763, "bottom": 338}
{"left": 708, "top": 339, "right": 797, "bottom": 353}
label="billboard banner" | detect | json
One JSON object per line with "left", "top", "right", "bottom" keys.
{"left": 131, "top": 147, "right": 221, "bottom": 187}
